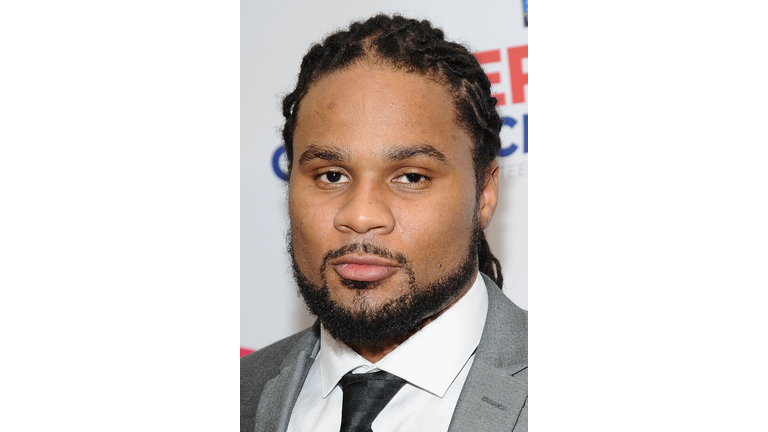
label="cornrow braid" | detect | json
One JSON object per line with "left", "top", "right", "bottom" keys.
{"left": 281, "top": 14, "right": 504, "bottom": 288}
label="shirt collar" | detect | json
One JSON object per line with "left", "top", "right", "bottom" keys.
{"left": 319, "top": 273, "right": 488, "bottom": 398}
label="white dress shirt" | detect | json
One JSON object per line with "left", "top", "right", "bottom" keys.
{"left": 286, "top": 273, "right": 489, "bottom": 432}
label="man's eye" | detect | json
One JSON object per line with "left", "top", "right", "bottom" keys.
{"left": 395, "top": 173, "right": 427, "bottom": 183}
{"left": 319, "top": 171, "right": 347, "bottom": 183}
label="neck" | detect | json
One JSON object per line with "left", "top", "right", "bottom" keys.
{"left": 348, "top": 337, "right": 410, "bottom": 363}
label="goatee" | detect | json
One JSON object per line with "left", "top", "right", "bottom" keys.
{"left": 288, "top": 225, "right": 481, "bottom": 348}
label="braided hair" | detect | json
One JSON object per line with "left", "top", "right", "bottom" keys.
{"left": 281, "top": 14, "right": 504, "bottom": 288}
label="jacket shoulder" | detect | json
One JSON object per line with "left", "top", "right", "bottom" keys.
{"left": 480, "top": 273, "right": 528, "bottom": 370}
{"left": 240, "top": 326, "right": 319, "bottom": 432}
{"left": 242, "top": 329, "right": 309, "bottom": 370}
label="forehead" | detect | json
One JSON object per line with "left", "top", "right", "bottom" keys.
{"left": 293, "top": 64, "right": 472, "bottom": 160}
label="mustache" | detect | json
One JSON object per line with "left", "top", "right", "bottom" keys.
{"left": 320, "top": 243, "right": 409, "bottom": 270}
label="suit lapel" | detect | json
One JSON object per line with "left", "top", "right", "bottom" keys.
{"left": 253, "top": 329, "right": 320, "bottom": 432}
{"left": 448, "top": 274, "right": 528, "bottom": 432}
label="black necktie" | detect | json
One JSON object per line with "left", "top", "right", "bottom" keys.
{"left": 338, "top": 370, "right": 407, "bottom": 432}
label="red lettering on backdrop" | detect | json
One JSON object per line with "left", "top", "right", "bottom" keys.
{"left": 507, "top": 46, "right": 528, "bottom": 104}
{"left": 474, "top": 49, "right": 507, "bottom": 105}
{"left": 475, "top": 46, "right": 528, "bottom": 106}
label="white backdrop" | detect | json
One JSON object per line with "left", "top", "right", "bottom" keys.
{"left": 241, "top": 0, "right": 528, "bottom": 353}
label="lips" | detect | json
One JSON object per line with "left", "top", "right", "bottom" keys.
{"left": 329, "top": 254, "right": 400, "bottom": 282}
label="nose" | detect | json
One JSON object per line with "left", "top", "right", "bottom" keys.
{"left": 333, "top": 181, "right": 395, "bottom": 235}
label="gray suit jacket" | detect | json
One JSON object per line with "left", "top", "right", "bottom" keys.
{"left": 241, "top": 273, "right": 528, "bottom": 432}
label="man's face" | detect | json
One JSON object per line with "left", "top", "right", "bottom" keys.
{"left": 288, "top": 63, "right": 498, "bottom": 346}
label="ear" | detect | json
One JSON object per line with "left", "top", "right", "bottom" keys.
{"left": 478, "top": 161, "right": 500, "bottom": 230}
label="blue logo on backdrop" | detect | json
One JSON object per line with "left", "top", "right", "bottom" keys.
{"left": 522, "top": 0, "right": 528, "bottom": 27}
{"left": 499, "top": 114, "right": 528, "bottom": 157}
{"left": 272, "top": 146, "right": 289, "bottom": 181}
{"left": 270, "top": 113, "right": 527, "bottom": 181}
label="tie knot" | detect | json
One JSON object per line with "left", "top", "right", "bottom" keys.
{"left": 338, "top": 370, "right": 407, "bottom": 432}
{"left": 339, "top": 370, "right": 406, "bottom": 390}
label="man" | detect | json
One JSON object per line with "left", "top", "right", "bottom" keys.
{"left": 241, "top": 14, "right": 527, "bottom": 432}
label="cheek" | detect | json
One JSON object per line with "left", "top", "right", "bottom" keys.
{"left": 289, "top": 192, "right": 335, "bottom": 269}
{"left": 289, "top": 222, "right": 325, "bottom": 284}
{"left": 393, "top": 195, "right": 476, "bottom": 265}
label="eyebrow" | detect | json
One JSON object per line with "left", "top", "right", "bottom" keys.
{"left": 383, "top": 144, "right": 449, "bottom": 165}
{"left": 298, "top": 145, "right": 351, "bottom": 166}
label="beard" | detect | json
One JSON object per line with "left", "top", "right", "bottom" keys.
{"left": 288, "top": 224, "right": 481, "bottom": 348}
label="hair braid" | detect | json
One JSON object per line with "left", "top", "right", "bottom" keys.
{"left": 477, "top": 230, "right": 503, "bottom": 288}
{"left": 281, "top": 14, "right": 504, "bottom": 288}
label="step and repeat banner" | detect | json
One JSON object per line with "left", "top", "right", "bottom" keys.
{"left": 241, "top": 0, "right": 528, "bottom": 354}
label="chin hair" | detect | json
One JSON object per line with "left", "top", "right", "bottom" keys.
{"left": 288, "top": 226, "right": 481, "bottom": 347}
